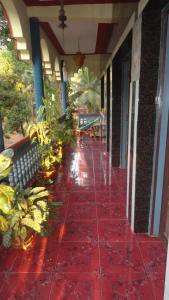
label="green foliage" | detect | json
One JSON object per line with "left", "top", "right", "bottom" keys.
{"left": 0, "top": 185, "right": 14, "bottom": 214}
{"left": 0, "top": 184, "right": 51, "bottom": 247}
{"left": 0, "top": 150, "right": 62, "bottom": 248}
{"left": 44, "top": 76, "right": 60, "bottom": 104}
{"left": 0, "top": 151, "right": 14, "bottom": 217}
{"left": 21, "top": 218, "right": 41, "bottom": 233}
{"left": 70, "top": 67, "right": 100, "bottom": 112}
{"left": 2, "top": 229, "right": 12, "bottom": 248}
{"left": 0, "top": 215, "right": 8, "bottom": 232}
{"left": 27, "top": 120, "right": 59, "bottom": 171}
{"left": 0, "top": 151, "right": 12, "bottom": 179}
{"left": 20, "top": 226, "right": 27, "bottom": 241}
{"left": 0, "top": 6, "right": 11, "bottom": 49}
{"left": 28, "top": 190, "right": 50, "bottom": 202}
{"left": 0, "top": 45, "right": 34, "bottom": 136}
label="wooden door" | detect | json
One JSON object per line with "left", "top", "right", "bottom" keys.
{"left": 160, "top": 120, "right": 169, "bottom": 240}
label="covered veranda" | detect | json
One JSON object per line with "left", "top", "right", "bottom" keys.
{"left": 0, "top": 0, "right": 169, "bottom": 299}
{"left": 0, "top": 138, "right": 166, "bottom": 299}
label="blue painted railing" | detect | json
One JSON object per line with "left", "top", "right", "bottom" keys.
{"left": 8, "top": 137, "right": 41, "bottom": 187}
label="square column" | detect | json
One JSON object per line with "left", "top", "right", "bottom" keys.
{"left": 61, "top": 60, "right": 67, "bottom": 114}
{"left": 30, "top": 18, "right": 44, "bottom": 112}
{"left": 132, "top": 10, "right": 161, "bottom": 232}
{"left": 0, "top": 112, "right": 5, "bottom": 152}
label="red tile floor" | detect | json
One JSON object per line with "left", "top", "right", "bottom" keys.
{"left": 0, "top": 139, "right": 167, "bottom": 299}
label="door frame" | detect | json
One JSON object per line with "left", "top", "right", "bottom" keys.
{"left": 149, "top": 6, "right": 169, "bottom": 236}
{"left": 109, "top": 62, "right": 113, "bottom": 171}
{"left": 126, "top": 80, "right": 139, "bottom": 228}
{"left": 120, "top": 56, "right": 130, "bottom": 169}
{"left": 160, "top": 120, "right": 169, "bottom": 240}
{"left": 106, "top": 67, "right": 110, "bottom": 152}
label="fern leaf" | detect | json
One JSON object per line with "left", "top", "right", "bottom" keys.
{"left": 20, "top": 226, "right": 27, "bottom": 241}
{"left": 10, "top": 211, "right": 21, "bottom": 228}
{"left": 2, "top": 229, "right": 12, "bottom": 248}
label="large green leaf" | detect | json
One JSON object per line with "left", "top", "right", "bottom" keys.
{"left": 0, "top": 185, "right": 14, "bottom": 214}
{"left": 28, "top": 187, "right": 46, "bottom": 195}
{"left": 0, "top": 153, "right": 12, "bottom": 178}
{"left": 1, "top": 149, "right": 14, "bottom": 159}
{"left": 36, "top": 200, "right": 47, "bottom": 211}
{"left": 31, "top": 207, "right": 43, "bottom": 224}
{"left": 29, "top": 191, "right": 49, "bottom": 202}
{"left": 21, "top": 217, "right": 41, "bottom": 233}
{"left": 0, "top": 215, "right": 8, "bottom": 232}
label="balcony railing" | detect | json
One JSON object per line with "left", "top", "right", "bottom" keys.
{"left": 8, "top": 137, "right": 41, "bottom": 187}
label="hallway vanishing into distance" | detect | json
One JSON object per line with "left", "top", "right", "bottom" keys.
{"left": 0, "top": 139, "right": 167, "bottom": 299}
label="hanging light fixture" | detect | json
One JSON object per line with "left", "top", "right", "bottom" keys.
{"left": 73, "top": 39, "right": 85, "bottom": 69}
{"left": 58, "top": 0, "right": 67, "bottom": 29}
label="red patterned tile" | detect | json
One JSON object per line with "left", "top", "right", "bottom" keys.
{"left": 135, "top": 234, "right": 163, "bottom": 243}
{"left": 95, "top": 191, "right": 125, "bottom": 204}
{"left": 56, "top": 242, "right": 99, "bottom": 272}
{"left": 138, "top": 241, "right": 167, "bottom": 274}
{"left": 94, "top": 183, "right": 119, "bottom": 192}
{"left": 12, "top": 238, "right": 59, "bottom": 272}
{"left": 67, "top": 203, "right": 97, "bottom": 220}
{"left": 0, "top": 272, "right": 52, "bottom": 300}
{"left": 0, "top": 273, "right": 8, "bottom": 293}
{"left": 62, "top": 220, "right": 98, "bottom": 242}
{"left": 0, "top": 247, "right": 18, "bottom": 272}
{"left": 50, "top": 272, "right": 101, "bottom": 300}
{"left": 148, "top": 273, "right": 165, "bottom": 300}
{"left": 52, "top": 205, "right": 68, "bottom": 221}
{"left": 0, "top": 139, "right": 164, "bottom": 300}
{"left": 66, "top": 191, "right": 95, "bottom": 204}
{"left": 97, "top": 202, "right": 126, "bottom": 219}
{"left": 99, "top": 219, "right": 133, "bottom": 242}
{"left": 47, "top": 193, "right": 67, "bottom": 204}
{"left": 100, "top": 241, "right": 145, "bottom": 273}
{"left": 101, "top": 272, "right": 155, "bottom": 300}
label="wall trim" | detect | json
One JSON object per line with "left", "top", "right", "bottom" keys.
{"left": 131, "top": 80, "right": 139, "bottom": 231}
{"left": 126, "top": 82, "right": 133, "bottom": 218}
{"left": 100, "top": 12, "right": 136, "bottom": 78}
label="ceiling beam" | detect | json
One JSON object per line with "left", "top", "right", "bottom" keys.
{"left": 27, "top": 3, "right": 138, "bottom": 23}
{"left": 24, "top": 0, "right": 138, "bottom": 5}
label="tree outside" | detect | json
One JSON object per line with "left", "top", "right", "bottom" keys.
{"left": 0, "top": 5, "right": 34, "bottom": 148}
{"left": 70, "top": 67, "right": 100, "bottom": 113}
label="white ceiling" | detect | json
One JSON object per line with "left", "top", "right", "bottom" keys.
{"left": 49, "top": 21, "right": 98, "bottom": 54}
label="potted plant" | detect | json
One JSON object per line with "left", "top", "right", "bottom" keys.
{"left": 28, "top": 98, "right": 76, "bottom": 178}
{"left": 0, "top": 151, "right": 62, "bottom": 250}
{"left": 27, "top": 121, "right": 61, "bottom": 180}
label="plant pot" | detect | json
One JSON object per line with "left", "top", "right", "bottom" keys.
{"left": 12, "top": 233, "right": 35, "bottom": 251}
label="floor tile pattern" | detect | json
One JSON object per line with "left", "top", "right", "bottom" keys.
{"left": 0, "top": 139, "right": 167, "bottom": 299}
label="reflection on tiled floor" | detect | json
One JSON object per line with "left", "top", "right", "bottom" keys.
{"left": 0, "top": 139, "right": 167, "bottom": 299}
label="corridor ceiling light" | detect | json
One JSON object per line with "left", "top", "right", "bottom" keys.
{"left": 73, "top": 39, "right": 85, "bottom": 69}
